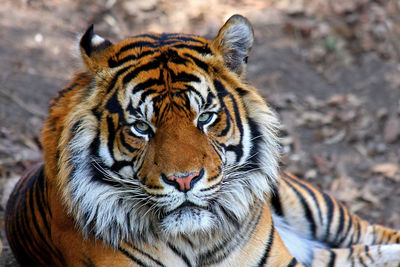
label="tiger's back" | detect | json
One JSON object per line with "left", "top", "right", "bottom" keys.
{"left": 5, "top": 15, "right": 400, "bottom": 266}
{"left": 5, "top": 164, "right": 64, "bottom": 266}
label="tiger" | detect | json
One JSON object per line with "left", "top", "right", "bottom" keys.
{"left": 5, "top": 14, "right": 400, "bottom": 267}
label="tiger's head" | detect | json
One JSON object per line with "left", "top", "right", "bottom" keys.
{"left": 51, "top": 15, "right": 280, "bottom": 247}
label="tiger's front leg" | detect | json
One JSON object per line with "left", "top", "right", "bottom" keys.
{"left": 311, "top": 244, "right": 400, "bottom": 267}
{"left": 311, "top": 225, "right": 400, "bottom": 266}
{"left": 270, "top": 172, "right": 400, "bottom": 266}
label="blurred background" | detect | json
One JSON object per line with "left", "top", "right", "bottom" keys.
{"left": 1, "top": 0, "right": 400, "bottom": 265}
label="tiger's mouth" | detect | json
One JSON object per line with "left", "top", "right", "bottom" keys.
{"left": 159, "top": 200, "right": 217, "bottom": 235}
{"left": 162, "top": 201, "right": 208, "bottom": 218}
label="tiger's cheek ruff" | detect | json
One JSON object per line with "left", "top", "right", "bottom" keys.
{"left": 200, "top": 78, "right": 280, "bottom": 226}
{"left": 58, "top": 111, "right": 160, "bottom": 247}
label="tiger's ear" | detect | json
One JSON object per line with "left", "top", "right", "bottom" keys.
{"left": 79, "top": 25, "right": 113, "bottom": 71}
{"left": 212, "top": 15, "right": 254, "bottom": 76}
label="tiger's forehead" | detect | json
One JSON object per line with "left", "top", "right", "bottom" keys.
{"left": 109, "top": 33, "right": 212, "bottom": 67}
{"left": 106, "top": 34, "right": 219, "bottom": 124}
{"left": 124, "top": 71, "right": 217, "bottom": 124}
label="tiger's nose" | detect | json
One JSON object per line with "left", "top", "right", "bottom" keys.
{"left": 162, "top": 169, "right": 204, "bottom": 192}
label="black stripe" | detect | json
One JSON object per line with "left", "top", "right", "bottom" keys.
{"left": 80, "top": 255, "right": 97, "bottom": 267}
{"left": 185, "top": 85, "right": 206, "bottom": 107}
{"left": 358, "top": 252, "right": 368, "bottom": 267}
{"left": 108, "top": 50, "right": 155, "bottom": 68}
{"left": 34, "top": 166, "right": 51, "bottom": 235}
{"left": 111, "top": 160, "right": 132, "bottom": 173}
{"left": 171, "top": 43, "right": 211, "bottom": 55}
{"left": 270, "top": 187, "right": 284, "bottom": 217}
{"left": 22, "top": 202, "right": 47, "bottom": 264}
{"left": 183, "top": 53, "right": 209, "bottom": 72}
{"left": 49, "top": 82, "right": 78, "bottom": 109}
{"left": 347, "top": 246, "right": 354, "bottom": 260}
{"left": 28, "top": 168, "right": 60, "bottom": 260}
{"left": 116, "top": 36, "right": 205, "bottom": 60}
{"left": 236, "top": 87, "right": 249, "bottom": 96}
{"left": 365, "top": 245, "right": 374, "bottom": 262}
{"left": 287, "top": 257, "right": 298, "bottom": 267}
{"left": 216, "top": 107, "right": 231, "bottom": 137}
{"left": 134, "top": 77, "right": 164, "bottom": 94}
{"left": 209, "top": 140, "right": 224, "bottom": 162}
{"left": 118, "top": 246, "right": 151, "bottom": 267}
{"left": 105, "top": 66, "right": 131, "bottom": 93}
{"left": 170, "top": 71, "right": 200, "bottom": 83}
{"left": 16, "top": 184, "right": 43, "bottom": 263}
{"left": 322, "top": 192, "right": 334, "bottom": 242}
{"left": 246, "top": 118, "right": 261, "bottom": 170}
{"left": 285, "top": 176, "right": 323, "bottom": 229}
{"left": 173, "top": 93, "right": 192, "bottom": 115}
{"left": 214, "top": 79, "right": 244, "bottom": 161}
{"left": 327, "top": 250, "right": 336, "bottom": 267}
{"left": 207, "top": 173, "right": 220, "bottom": 182}
{"left": 117, "top": 41, "right": 161, "bottom": 56}
{"left": 120, "top": 130, "right": 139, "bottom": 153}
{"left": 89, "top": 132, "right": 100, "bottom": 159}
{"left": 338, "top": 213, "right": 354, "bottom": 247}
{"left": 199, "top": 182, "right": 220, "bottom": 192}
{"left": 168, "top": 242, "right": 192, "bottom": 267}
{"left": 105, "top": 91, "right": 125, "bottom": 120}
{"left": 219, "top": 205, "right": 240, "bottom": 229}
{"left": 134, "top": 34, "right": 163, "bottom": 40}
{"left": 257, "top": 224, "right": 275, "bottom": 267}
{"left": 159, "top": 33, "right": 205, "bottom": 44}
{"left": 284, "top": 178, "right": 317, "bottom": 238}
{"left": 123, "top": 60, "right": 162, "bottom": 84}
{"left": 354, "top": 220, "right": 362, "bottom": 244}
{"left": 106, "top": 115, "right": 116, "bottom": 161}
{"left": 223, "top": 113, "right": 243, "bottom": 159}
{"left": 22, "top": 180, "right": 51, "bottom": 265}
{"left": 126, "top": 99, "right": 144, "bottom": 118}
{"left": 89, "top": 162, "right": 122, "bottom": 187}
{"left": 132, "top": 246, "right": 166, "bottom": 267}
{"left": 333, "top": 203, "right": 345, "bottom": 246}
{"left": 198, "top": 203, "right": 263, "bottom": 265}
{"left": 70, "top": 120, "right": 83, "bottom": 136}
{"left": 202, "top": 88, "right": 216, "bottom": 110}
{"left": 182, "top": 236, "right": 195, "bottom": 249}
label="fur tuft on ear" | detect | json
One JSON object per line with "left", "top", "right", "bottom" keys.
{"left": 79, "top": 25, "right": 113, "bottom": 71}
{"left": 212, "top": 15, "right": 254, "bottom": 76}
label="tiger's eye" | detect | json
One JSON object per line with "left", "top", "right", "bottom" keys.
{"left": 133, "top": 121, "right": 150, "bottom": 134}
{"left": 198, "top": 112, "right": 214, "bottom": 124}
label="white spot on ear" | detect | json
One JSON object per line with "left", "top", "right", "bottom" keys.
{"left": 92, "top": 34, "right": 105, "bottom": 46}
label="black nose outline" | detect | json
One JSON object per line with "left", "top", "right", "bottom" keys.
{"left": 161, "top": 169, "right": 204, "bottom": 192}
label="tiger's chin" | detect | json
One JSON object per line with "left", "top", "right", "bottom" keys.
{"left": 160, "top": 205, "right": 217, "bottom": 237}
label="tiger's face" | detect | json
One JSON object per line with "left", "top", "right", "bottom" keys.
{"left": 57, "top": 16, "right": 279, "bottom": 247}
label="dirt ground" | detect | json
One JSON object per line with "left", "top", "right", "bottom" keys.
{"left": 1, "top": 0, "right": 400, "bottom": 265}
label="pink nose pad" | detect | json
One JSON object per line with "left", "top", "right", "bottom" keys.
{"left": 166, "top": 171, "right": 200, "bottom": 192}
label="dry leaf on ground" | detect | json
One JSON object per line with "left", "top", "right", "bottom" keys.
{"left": 371, "top": 163, "right": 399, "bottom": 180}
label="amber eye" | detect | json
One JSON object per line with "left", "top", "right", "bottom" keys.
{"left": 198, "top": 112, "right": 215, "bottom": 125}
{"left": 132, "top": 121, "right": 151, "bottom": 135}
